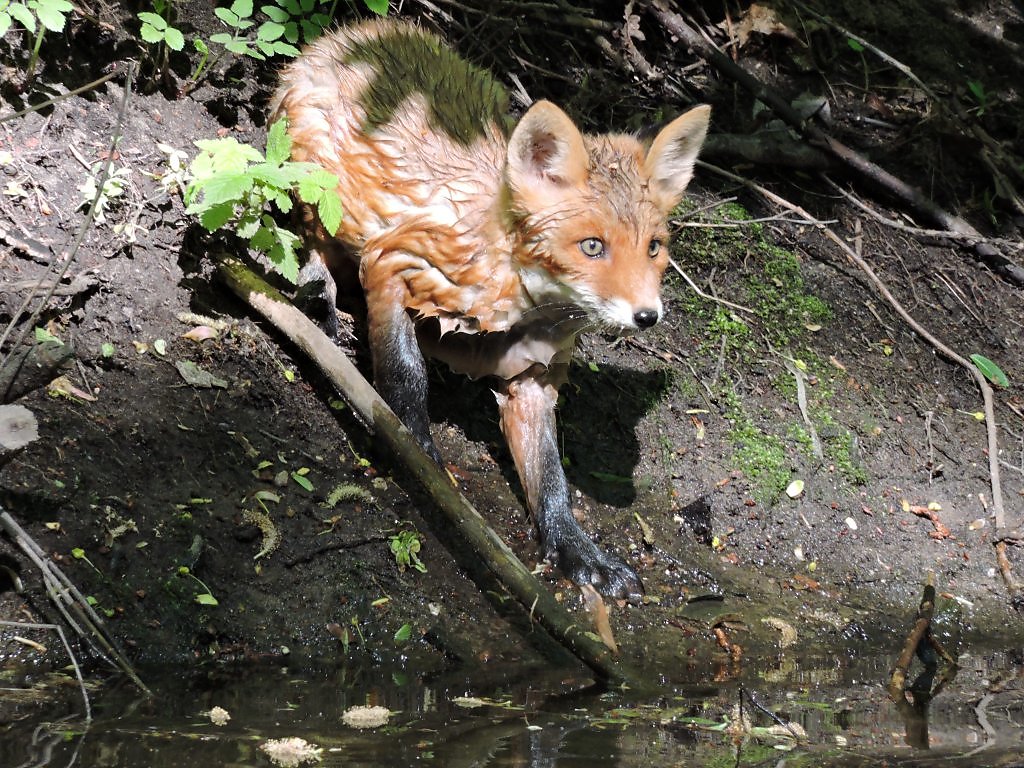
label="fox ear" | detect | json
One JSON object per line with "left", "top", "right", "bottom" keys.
{"left": 643, "top": 104, "right": 711, "bottom": 210}
{"left": 506, "top": 101, "right": 588, "bottom": 194}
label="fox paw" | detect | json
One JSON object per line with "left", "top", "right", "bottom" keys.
{"left": 547, "top": 537, "right": 644, "bottom": 603}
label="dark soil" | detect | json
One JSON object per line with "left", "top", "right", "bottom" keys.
{"left": 1, "top": 0, "right": 1022, "bottom": 681}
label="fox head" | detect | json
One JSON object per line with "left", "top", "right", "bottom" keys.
{"left": 504, "top": 102, "right": 710, "bottom": 334}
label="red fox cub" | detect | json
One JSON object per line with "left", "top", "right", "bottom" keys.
{"left": 272, "top": 19, "right": 709, "bottom": 601}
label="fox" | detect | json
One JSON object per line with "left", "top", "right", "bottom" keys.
{"left": 271, "top": 19, "right": 710, "bottom": 601}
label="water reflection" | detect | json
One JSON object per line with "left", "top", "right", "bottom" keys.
{"left": 2, "top": 648, "right": 1022, "bottom": 767}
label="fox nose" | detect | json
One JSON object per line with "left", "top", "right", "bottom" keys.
{"left": 633, "top": 309, "right": 659, "bottom": 329}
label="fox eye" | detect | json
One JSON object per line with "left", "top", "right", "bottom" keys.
{"left": 648, "top": 239, "right": 662, "bottom": 258}
{"left": 578, "top": 237, "right": 606, "bottom": 258}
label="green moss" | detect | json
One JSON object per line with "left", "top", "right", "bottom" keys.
{"left": 720, "top": 384, "right": 791, "bottom": 502}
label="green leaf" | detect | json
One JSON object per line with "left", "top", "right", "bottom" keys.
{"left": 214, "top": 7, "right": 240, "bottom": 25}
{"left": 264, "top": 118, "right": 292, "bottom": 165}
{"left": 137, "top": 12, "right": 167, "bottom": 29}
{"left": 191, "top": 137, "right": 262, "bottom": 174}
{"left": 394, "top": 623, "right": 413, "bottom": 643}
{"left": 195, "top": 593, "right": 219, "bottom": 606}
{"left": 8, "top": 3, "right": 37, "bottom": 33}
{"left": 194, "top": 37, "right": 209, "bottom": 53}
{"left": 363, "top": 0, "right": 389, "bottom": 16}
{"left": 846, "top": 38, "right": 864, "bottom": 52}
{"left": 248, "top": 162, "right": 295, "bottom": 188}
{"left": 282, "top": 20, "right": 299, "bottom": 44}
{"left": 139, "top": 23, "right": 164, "bottom": 43}
{"left": 296, "top": 168, "right": 336, "bottom": 201}
{"left": 257, "top": 20, "right": 285, "bottom": 41}
{"left": 198, "top": 202, "right": 235, "bottom": 232}
{"left": 230, "top": 0, "right": 254, "bottom": 19}
{"left": 164, "top": 26, "right": 185, "bottom": 51}
{"left": 261, "top": 5, "right": 290, "bottom": 22}
{"left": 72, "top": 547, "right": 86, "bottom": 559}
{"left": 190, "top": 171, "right": 254, "bottom": 207}
{"left": 271, "top": 40, "right": 301, "bottom": 57}
{"left": 35, "top": 0, "right": 71, "bottom": 32}
{"left": 35, "top": 326, "right": 62, "bottom": 343}
{"left": 249, "top": 222, "right": 278, "bottom": 251}
{"left": 316, "top": 189, "right": 343, "bottom": 235}
{"left": 291, "top": 470, "right": 314, "bottom": 491}
{"left": 970, "top": 353, "right": 1009, "bottom": 387}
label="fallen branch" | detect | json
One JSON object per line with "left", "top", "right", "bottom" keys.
{"left": 646, "top": 0, "right": 1024, "bottom": 285}
{"left": 698, "top": 160, "right": 1008, "bottom": 531}
{"left": 0, "top": 339, "right": 74, "bottom": 403}
{"left": 216, "top": 255, "right": 632, "bottom": 683}
{"left": 0, "top": 507, "right": 151, "bottom": 695}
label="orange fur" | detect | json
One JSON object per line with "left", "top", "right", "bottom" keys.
{"left": 271, "top": 19, "right": 710, "bottom": 598}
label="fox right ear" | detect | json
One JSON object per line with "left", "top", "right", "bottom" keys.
{"left": 506, "top": 101, "right": 588, "bottom": 195}
{"left": 643, "top": 104, "right": 711, "bottom": 211}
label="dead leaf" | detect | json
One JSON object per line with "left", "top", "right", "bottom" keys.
{"left": 182, "top": 325, "right": 219, "bottom": 342}
{"left": 721, "top": 4, "right": 798, "bottom": 48}
{"left": 47, "top": 376, "right": 97, "bottom": 401}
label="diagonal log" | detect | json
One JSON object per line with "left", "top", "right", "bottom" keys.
{"left": 216, "top": 254, "right": 633, "bottom": 684}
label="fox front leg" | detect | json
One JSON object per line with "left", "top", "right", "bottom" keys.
{"left": 364, "top": 276, "right": 444, "bottom": 466}
{"left": 496, "top": 371, "right": 643, "bottom": 602}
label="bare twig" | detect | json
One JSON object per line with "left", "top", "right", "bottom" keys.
{"left": 0, "top": 507, "right": 151, "bottom": 695}
{"left": 668, "top": 258, "right": 755, "bottom": 315}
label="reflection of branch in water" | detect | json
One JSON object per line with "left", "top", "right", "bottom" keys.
{"left": 887, "top": 575, "right": 962, "bottom": 749}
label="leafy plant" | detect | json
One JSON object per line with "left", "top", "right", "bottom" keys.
{"left": 262, "top": 0, "right": 336, "bottom": 45}
{"left": 0, "top": 0, "right": 74, "bottom": 80}
{"left": 177, "top": 566, "right": 218, "bottom": 605}
{"left": 211, "top": 0, "right": 300, "bottom": 60}
{"left": 184, "top": 117, "right": 342, "bottom": 282}
{"left": 138, "top": 1, "right": 184, "bottom": 52}
{"left": 389, "top": 530, "right": 426, "bottom": 573}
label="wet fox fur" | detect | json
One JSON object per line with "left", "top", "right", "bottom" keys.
{"left": 271, "top": 19, "right": 710, "bottom": 600}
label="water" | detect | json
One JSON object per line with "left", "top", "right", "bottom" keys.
{"left": 2, "top": 647, "right": 1022, "bottom": 767}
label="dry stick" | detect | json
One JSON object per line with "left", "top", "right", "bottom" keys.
{"left": 0, "top": 619, "right": 91, "bottom": 723}
{"left": 699, "top": 160, "right": 1007, "bottom": 531}
{"left": 888, "top": 574, "right": 936, "bottom": 701}
{"left": 646, "top": 0, "right": 1024, "bottom": 285}
{"left": 0, "top": 508, "right": 151, "bottom": 695}
{"left": 216, "top": 255, "right": 631, "bottom": 684}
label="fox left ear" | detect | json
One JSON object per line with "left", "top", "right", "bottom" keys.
{"left": 642, "top": 104, "right": 711, "bottom": 210}
{"left": 506, "top": 100, "right": 589, "bottom": 194}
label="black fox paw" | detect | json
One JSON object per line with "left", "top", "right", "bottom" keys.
{"left": 547, "top": 535, "right": 644, "bottom": 603}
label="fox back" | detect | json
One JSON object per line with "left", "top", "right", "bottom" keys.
{"left": 272, "top": 19, "right": 710, "bottom": 600}
{"left": 271, "top": 20, "right": 709, "bottom": 366}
